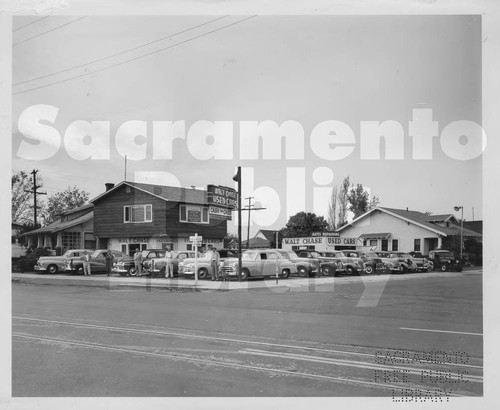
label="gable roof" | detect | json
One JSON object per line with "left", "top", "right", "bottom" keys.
{"left": 256, "top": 229, "right": 279, "bottom": 242}
{"left": 91, "top": 181, "right": 208, "bottom": 205}
{"left": 337, "top": 207, "right": 482, "bottom": 238}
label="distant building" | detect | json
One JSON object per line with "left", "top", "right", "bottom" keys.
{"left": 20, "top": 204, "right": 94, "bottom": 252}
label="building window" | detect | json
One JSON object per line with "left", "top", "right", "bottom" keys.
{"left": 62, "top": 232, "right": 81, "bottom": 249}
{"left": 381, "top": 239, "right": 388, "bottom": 251}
{"left": 179, "top": 204, "right": 209, "bottom": 224}
{"left": 392, "top": 239, "right": 399, "bottom": 251}
{"left": 414, "top": 239, "right": 421, "bottom": 252}
{"left": 123, "top": 204, "right": 152, "bottom": 223}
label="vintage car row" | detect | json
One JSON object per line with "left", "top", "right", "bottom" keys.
{"left": 297, "top": 250, "right": 365, "bottom": 276}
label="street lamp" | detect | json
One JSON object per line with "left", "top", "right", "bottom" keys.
{"left": 454, "top": 206, "right": 464, "bottom": 259}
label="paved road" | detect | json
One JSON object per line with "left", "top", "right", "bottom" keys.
{"left": 12, "top": 271, "right": 483, "bottom": 397}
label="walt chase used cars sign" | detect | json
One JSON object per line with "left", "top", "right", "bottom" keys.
{"left": 207, "top": 185, "right": 237, "bottom": 220}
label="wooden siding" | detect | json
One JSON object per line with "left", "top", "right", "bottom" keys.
{"left": 93, "top": 184, "right": 227, "bottom": 239}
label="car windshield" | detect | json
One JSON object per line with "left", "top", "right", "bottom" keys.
{"left": 91, "top": 250, "right": 101, "bottom": 258}
{"left": 278, "top": 251, "right": 296, "bottom": 259}
{"left": 334, "top": 252, "right": 346, "bottom": 257}
{"left": 365, "top": 252, "right": 378, "bottom": 258}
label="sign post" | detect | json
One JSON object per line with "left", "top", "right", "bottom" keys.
{"left": 190, "top": 234, "right": 202, "bottom": 285}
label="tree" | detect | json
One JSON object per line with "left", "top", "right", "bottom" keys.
{"left": 337, "top": 176, "right": 350, "bottom": 228}
{"left": 280, "top": 212, "right": 328, "bottom": 238}
{"left": 327, "top": 185, "right": 338, "bottom": 230}
{"left": 43, "top": 186, "right": 90, "bottom": 224}
{"left": 348, "top": 183, "right": 380, "bottom": 219}
{"left": 12, "top": 170, "right": 39, "bottom": 224}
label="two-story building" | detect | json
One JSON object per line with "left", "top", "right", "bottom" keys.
{"left": 91, "top": 181, "right": 232, "bottom": 255}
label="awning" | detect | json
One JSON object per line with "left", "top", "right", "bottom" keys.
{"left": 359, "top": 233, "right": 391, "bottom": 240}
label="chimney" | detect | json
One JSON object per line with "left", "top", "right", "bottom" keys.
{"left": 105, "top": 183, "right": 115, "bottom": 192}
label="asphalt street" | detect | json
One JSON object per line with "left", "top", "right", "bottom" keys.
{"left": 12, "top": 270, "right": 483, "bottom": 397}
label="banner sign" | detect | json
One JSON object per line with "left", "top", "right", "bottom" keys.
{"left": 207, "top": 185, "right": 237, "bottom": 208}
{"left": 209, "top": 205, "right": 232, "bottom": 220}
{"left": 311, "top": 231, "right": 340, "bottom": 237}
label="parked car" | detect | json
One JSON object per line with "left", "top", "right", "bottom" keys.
{"left": 428, "top": 250, "right": 463, "bottom": 272}
{"left": 319, "top": 251, "right": 365, "bottom": 275}
{"left": 222, "top": 249, "right": 297, "bottom": 280}
{"left": 407, "top": 251, "right": 433, "bottom": 272}
{"left": 145, "top": 251, "right": 200, "bottom": 277}
{"left": 342, "top": 250, "right": 385, "bottom": 275}
{"left": 65, "top": 249, "right": 126, "bottom": 274}
{"left": 374, "top": 251, "right": 402, "bottom": 273}
{"left": 387, "top": 252, "right": 418, "bottom": 273}
{"left": 180, "top": 248, "right": 239, "bottom": 279}
{"left": 35, "top": 249, "right": 92, "bottom": 274}
{"left": 113, "top": 249, "right": 165, "bottom": 276}
{"left": 277, "top": 250, "right": 320, "bottom": 277}
{"left": 296, "top": 250, "right": 343, "bottom": 276}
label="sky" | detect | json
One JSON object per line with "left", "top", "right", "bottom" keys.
{"left": 11, "top": 14, "right": 484, "bottom": 235}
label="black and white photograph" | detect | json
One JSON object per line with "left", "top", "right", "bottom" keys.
{"left": 2, "top": 1, "right": 498, "bottom": 408}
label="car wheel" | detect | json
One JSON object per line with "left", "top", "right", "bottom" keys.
{"left": 76, "top": 265, "right": 84, "bottom": 275}
{"left": 322, "top": 266, "right": 334, "bottom": 276}
{"left": 198, "top": 268, "right": 208, "bottom": 279}
{"left": 401, "top": 265, "right": 408, "bottom": 273}
{"left": 240, "top": 268, "right": 249, "bottom": 281}
{"left": 297, "top": 266, "right": 308, "bottom": 277}
{"left": 47, "top": 264, "right": 58, "bottom": 274}
{"left": 441, "top": 264, "right": 448, "bottom": 272}
{"left": 128, "top": 267, "right": 140, "bottom": 277}
{"left": 281, "top": 269, "right": 290, "bottom": 279}
{"left": 346, "top": 266, "right": 355, "bottom": 275}
{"left": 365, "top": 265, "right": 374, "bottom": 275}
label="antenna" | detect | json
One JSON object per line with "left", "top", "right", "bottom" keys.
{"left": 124, "top": 155, "right": 127, "bottom": 181}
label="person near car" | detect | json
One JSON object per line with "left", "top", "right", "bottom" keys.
{"left": 210, "top": 246, "right": 220, "bottom": 281}
{"left": 164, "top": 246, "right": 174, "bottom": 278}
{"left": 133, "top": 249, "right": 143, "bottom": 277}
{"left": 81, "top": 250, "right": 92, "bottom": 276}
{"left": 105, "top": 250, "right": 114, "bottom": 276}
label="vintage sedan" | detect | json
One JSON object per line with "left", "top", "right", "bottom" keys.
{"left": 319, "top": 251, "right": 364, "bottom": 275}
{"left": 145, "top": 251, "right": 200, "bottom": 277}
{"left": 428, "top": 250, "right": 463, "bottom": 272}
{"left": 35, "top": 249, "right": 91, "bottom": 274}
{"left": 180, "top": 249, "right": 239, "bottom": 279}
{"left": 387, "top": 252, "right": 419, "bottom": 273}
{"left": 113, "top": 249, "right": 165, "bottom": 276}
{"left": 64, "top": 249, "right": 126, "bottom": 274}
{"left": 374, "top": 251, "right": 402, "bottom": 273}
{"left": 222, "top": 249, "right": 298, "bottom": 280}
{"left": 276, "top": 250, "right": 320, "bottom": 277}
{"left": 296, "top": 250, "right": 343, "bottom": 276}
{"left": 343, "top": 250, "right": 385, "bottom": 274}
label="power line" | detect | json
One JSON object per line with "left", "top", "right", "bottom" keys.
{"left": 14, "top": 16, "right": 228, "bottom": 86}
{"left": 13, "top": 16, "right": 86, "bottom": 46}
{"left": 13, "top": 16, "right": 50, "bottom": 32}
{"left": 13, "top": 15, "right": 256, "bottom": 96}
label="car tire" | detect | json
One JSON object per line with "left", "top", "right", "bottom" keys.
{"left": 321, "top": 266, "right": 334, "bottom": 276}
{"left": 128, "top": 267, "right": 140, "bottom": 277}
{"left": 297, "top": 266, "right": 308, "bottom": 277}
{"left": 76, "top": 265, "right": 84, "bottom": 275}
{"left": 346, "top": 266, "right": 355, "bottom": 275}
{"left": 198, "top": 268, "right": 208, "bottom": 279}
{"left": 47, "top": 264, "right": 58, "bottom": 274}
{"left": 440, "top": 264, "right": 448, "bottom": 272}
{"left": 365, "top": 265, "right": 374, "bottom": 275}
{"left": 281, "top": 269, "right": 290, "bottom": 279}
{"left": 240, "top": 268, "right": 249, "bottom": 281}
{"left": 401, "top": 265, "right": 408, "bottom": 273}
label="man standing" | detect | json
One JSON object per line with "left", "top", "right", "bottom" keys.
{"left": 133, "top": 248, "right": 143, "bottom": 277}
{"left": 210, "top": 246, "right": 220, "bottom": 281}
{"left": 82, "top": 250, "right": 92, "bottom": 276}
{"left": 105, "top": 250, "right": 114, "bottom": 276}
{"left": 164, "top": 246, "right": 174, "bottom": 278}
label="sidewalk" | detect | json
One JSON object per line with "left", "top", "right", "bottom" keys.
{"left": 11, "top": 268, "right": 482, "bottom": 292}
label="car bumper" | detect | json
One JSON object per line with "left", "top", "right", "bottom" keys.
{"left": 34, "top": 266, "right": 46, "bottom": 271}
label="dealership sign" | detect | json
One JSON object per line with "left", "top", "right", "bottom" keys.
{"left": 207, "top": 185, "right": 237, "bottom": 208}
{"left": 282, "top": 236, "right": 363, "bottom": 248}
{"left": 209, "top": 205, "right": 233, "bottom": 221}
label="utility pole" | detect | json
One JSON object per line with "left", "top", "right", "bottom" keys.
{"left": 244, "top": 197, "right": 266, "bottom": 248}
{"left": 25, "top": 169, "right": 46, "bottom": 227}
